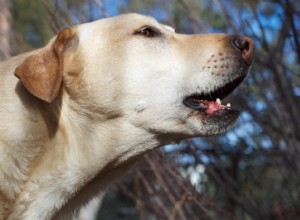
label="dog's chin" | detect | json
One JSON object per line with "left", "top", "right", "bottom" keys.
{"left": 198, "top": 108, "right": 240, "bottom": 136}
{"left": 182, "top": 72, "right": 247, "bottom": 136}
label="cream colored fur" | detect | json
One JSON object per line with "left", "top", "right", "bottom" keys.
{"left": 0, "top": 14, "right": 252, "bottom": 219}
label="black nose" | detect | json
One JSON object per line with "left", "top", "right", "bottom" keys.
{"left": 232, "top": 36, "right": 254, "bottom": 65}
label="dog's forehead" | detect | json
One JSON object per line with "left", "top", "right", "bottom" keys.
{"left": 162, "top": 24, "right": 175, "bottom": 33}
{"left": 109, "top": 13, "right": 160, "bottom": 27}
{"left": 75, "top": 13, "right": 174, "bottom": 42}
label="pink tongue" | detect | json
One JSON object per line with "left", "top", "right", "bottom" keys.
{"left": 205, "top": 101, "right": 225, "bottom": 114}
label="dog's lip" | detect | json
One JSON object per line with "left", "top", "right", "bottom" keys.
{"left": 184, "top": 98, "right": 233, "bottom": 115}
{"left": 183, "top": 75, "right": 246, "bottom": 114}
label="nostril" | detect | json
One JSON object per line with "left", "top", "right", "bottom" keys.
{"left": 233, "top": 38, "right": 249, "bottom": 51}
{"left": 232, "top": 36, "right": 254, "bottom": 65}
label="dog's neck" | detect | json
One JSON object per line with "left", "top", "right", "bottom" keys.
{"left": 32, "top": 95, "right": 164, "bottom": 218}
{"left": 0, "top": 52, "right": 166, "bottom": 218}
{"left": 1, "top": 79, "right": 162, "bottom": 218}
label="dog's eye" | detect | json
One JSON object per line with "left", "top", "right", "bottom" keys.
{"left": 134, "top": 27, "right": 160, "bottom": 38}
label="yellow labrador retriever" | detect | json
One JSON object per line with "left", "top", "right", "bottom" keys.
{"left": 0, "top": 14, "right": 254, "bottom": 219}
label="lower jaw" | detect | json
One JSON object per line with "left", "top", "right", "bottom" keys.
{"left": 202, "top": 108, "right": 240, "bottom": 119}
{"left": 195, "top": 109, "right": 240, "bottom": 135}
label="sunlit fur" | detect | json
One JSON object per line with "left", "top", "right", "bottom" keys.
{"left": 0, "top": 14, "right": 248, "bottom": 219}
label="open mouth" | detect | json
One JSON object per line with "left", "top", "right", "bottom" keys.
{"left": 183, "top": 75, "right": 245, "bottom": 115}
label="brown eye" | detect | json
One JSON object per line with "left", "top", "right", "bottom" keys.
{"left": 139, "top": 28, "right": 152, "bottom": 37}
{"left": 135, "top": 27, "right": 160, "bottom": 38}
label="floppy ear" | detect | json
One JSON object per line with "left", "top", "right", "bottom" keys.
{"left": 15, "top": 28, "right": 77, "bottom": 102}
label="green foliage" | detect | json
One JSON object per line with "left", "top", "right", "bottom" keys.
{"left": 11, "top": 0, "right": 53, "bottom": 52}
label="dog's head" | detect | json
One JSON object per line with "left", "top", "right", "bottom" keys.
{"left": 15, "top": 14, "right": 254, "bottom": 139}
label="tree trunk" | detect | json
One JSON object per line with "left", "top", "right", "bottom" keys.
{"left": 0, "top": 0, "right": 11, "bottom": 60}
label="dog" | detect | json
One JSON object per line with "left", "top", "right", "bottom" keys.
{"left": 0, "top": 13, "right": 254, "bottom": 219}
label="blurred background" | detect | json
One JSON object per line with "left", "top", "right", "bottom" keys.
{"left": 0, "top": 0, "right": 299, "bottom": 219}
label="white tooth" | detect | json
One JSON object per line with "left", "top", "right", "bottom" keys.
{"left": 216, "top": 98, "right": 221, "bottom": 104}
{"left": 226, "top": 103, "right": 231, "bottom": 107}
